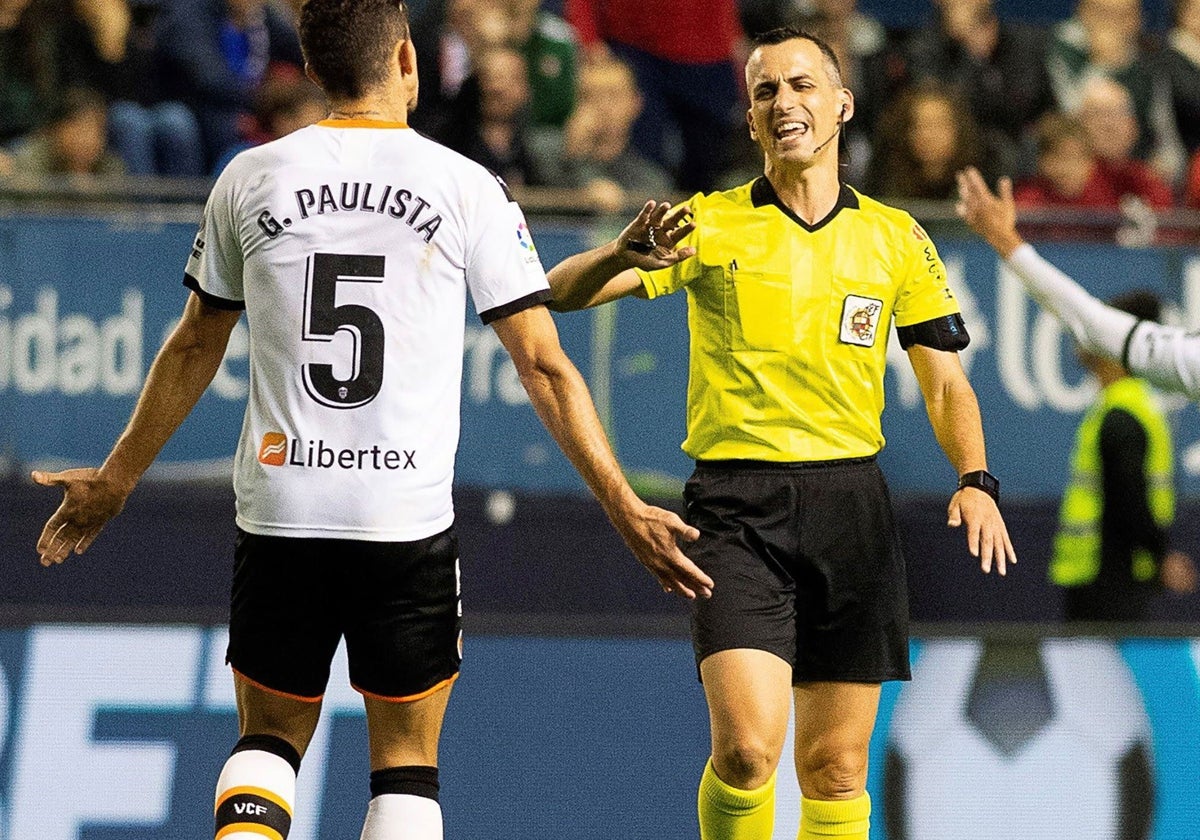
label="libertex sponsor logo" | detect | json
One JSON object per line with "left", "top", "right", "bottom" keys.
{"left": 257, "top": 432, "right": 416, "bottom": 470}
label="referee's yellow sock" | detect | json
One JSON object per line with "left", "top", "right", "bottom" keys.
{"left": 798, "top": 792, "right": 870, "bottom": 839}
{"left": 698, "top": 757, "right": 777, "bottom": 840}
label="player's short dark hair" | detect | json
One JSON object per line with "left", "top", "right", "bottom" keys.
{"left": 1109, "top": 290, "right": 1162, "bottom": 324}
{"left": 749, "top": 27, "right": 842, "bottom": 88}
{"left": 300, "top": 0, "right": 410, "bottom": 100}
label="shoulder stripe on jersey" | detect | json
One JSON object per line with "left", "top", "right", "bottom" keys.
{"left": 184, "top": 273, "right": 246, "bottom": 311}
{"left": 478, "top": 289, "right": 553, "bottom": 324}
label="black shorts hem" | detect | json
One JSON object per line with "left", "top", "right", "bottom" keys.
{"left": 694, "top": 643, "right": 793, "bottom": 683}
{"left": 229, "top": 664, "right": 325, "bottom": 703}
{"left": 353, "top": 670, "right": 460, "bottom": 703}
{"left": 792, "top": 669, "right": 912, "bottom": 684}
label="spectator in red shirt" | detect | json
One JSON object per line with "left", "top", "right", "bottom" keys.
{"left": 1077, "top": 75, "right": 1174, "bottom": 210}
{"left": 563, "top": 0, "right": 742, "bottom": 192}
{"left": 1184, "top": 149, "right": 1200, "bottom": 208}
{"left": 1016, "top": 112, "right": 1117, "bottom": 208}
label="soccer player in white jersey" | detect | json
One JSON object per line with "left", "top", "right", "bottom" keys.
{"left": 31, "top": 1, "right": 713, "bottom": 838}
{"left": 956, "top": 165, "right": 1200, "bottom": 400}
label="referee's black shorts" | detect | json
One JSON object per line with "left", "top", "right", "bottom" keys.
{"left": 684, "top": 457, "right": 911, "bottom": 683}
{"left": 227, "top": 526, "right": 462, "bottom": 702}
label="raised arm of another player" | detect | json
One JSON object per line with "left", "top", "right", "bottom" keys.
{"left": 956, "top": 167, "right": 1200, "bottom": 400}
{"left": 33, "top": 293, "right": 242, "bottom": 566}
{"left": 546, "top": 200, "right": 695, "bottom": 311}
{"left": 491, "top": 304, "right": 713, "bottom": 600}
{"left": 908, "top": 344, "right": 1017, "bottom": 575}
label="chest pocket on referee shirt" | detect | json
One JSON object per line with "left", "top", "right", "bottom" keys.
{"left": 725, "top": 268, "right": 794, "bottom": 352}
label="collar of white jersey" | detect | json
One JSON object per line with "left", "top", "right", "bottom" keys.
{"left": 317, "top": 118, "right": 410, "bottom": 129}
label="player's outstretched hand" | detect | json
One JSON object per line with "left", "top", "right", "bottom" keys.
{"left": 947, "top": 487, "right": 1017, "bottom": 576}
{"left": 32, "top": 468, "right": 129, "bottom": 567}
{"left": 616, "top": 502, "right": 712, "bottom": 599}
{"left": 955, "top": 167, "right": 1022, "bottom": 257}
{"left": 616, "top": 200, "right": 697, "bottom": 271}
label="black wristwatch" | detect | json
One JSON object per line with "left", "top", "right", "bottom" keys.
{"left": 958, "top": 470, "right": 1000, "bottom": 504}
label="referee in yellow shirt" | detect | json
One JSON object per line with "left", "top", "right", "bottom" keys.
{"left": 549, "top": 27, "right": 1016, "bottom": 840}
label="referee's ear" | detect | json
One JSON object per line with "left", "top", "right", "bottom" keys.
{"left": 837, "top": 91, "right": 854, "bottom": 126}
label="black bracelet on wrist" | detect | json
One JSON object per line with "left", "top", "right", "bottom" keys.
{"left": 958, "top": 470, "right": 1000, "bottom": 504}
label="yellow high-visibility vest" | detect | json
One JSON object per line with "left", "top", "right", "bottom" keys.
{"left": 1050, "top": 377, "right": 1174, "bottom": 587}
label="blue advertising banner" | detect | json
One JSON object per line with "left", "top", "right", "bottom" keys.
{"left": 0, "top": 625, "right": 1196, "bottom": 839}
{"left": 1, "top": 210, "right": 1198, "bottom": 498}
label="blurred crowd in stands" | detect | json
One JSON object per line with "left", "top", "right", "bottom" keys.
{"left": 2, "top": 0, "right": 1200, "bottom": 233}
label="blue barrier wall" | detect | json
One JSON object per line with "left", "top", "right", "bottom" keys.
{"left": 2, "top": 210, "right": 1200, "bottom": 499}
{"left": 0, "top": 624, "right": 1196, "bottom": 840}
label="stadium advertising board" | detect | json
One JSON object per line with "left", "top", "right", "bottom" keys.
{"left": 0, "top": 625, "right": 1196, "bottom": 839}
{"left": 1, "top": 212, "right": 1199, "bottom": 497}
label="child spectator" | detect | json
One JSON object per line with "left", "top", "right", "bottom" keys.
{"left": 539, "top": 57, "right": 671, "bottom": 212}
{"left": 1015, "top": 113, "right": 1115, "bottom": 208}
{"left": 8, "top": 86, "right": 124, "bottom": 175}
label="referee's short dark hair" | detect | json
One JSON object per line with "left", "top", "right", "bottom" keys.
{"left": 749, "top": 27, "right": 842, "bottom": 88}
{"left": 300, "top": 0, "right": 411, "bottom": 100}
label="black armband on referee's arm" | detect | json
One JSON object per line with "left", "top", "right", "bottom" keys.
{"left": 896, "top": 313, "right": 970, "bottom": 351}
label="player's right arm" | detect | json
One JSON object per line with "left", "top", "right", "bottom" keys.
{"left": 491, "top": 304, "right": 713, "bottom": 599}
{"left": 33, "top": 293, "right": 241, "bottom": 566}
{"left": 546, "top": 200, "right": 696, "bottom": 311}
{"left": 956, "top": 166, "right": 1200, "bottom": 401}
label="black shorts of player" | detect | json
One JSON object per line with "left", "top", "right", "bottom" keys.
{"left": 227, "top": 526, "right": 462, "bottom": 702}
{"left": 685, "top": 457, "right": 911, "bottom": 683}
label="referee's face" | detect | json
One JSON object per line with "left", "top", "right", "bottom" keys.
{"left": 745, "top": 39, "right": 848, "bottom": 169}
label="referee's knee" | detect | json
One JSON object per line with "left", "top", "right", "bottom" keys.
{"left": 712, "top": 740, "right": 781, "bottom": 790}
{"left": 796, "top": 744, "right": 868, "bottom": 800}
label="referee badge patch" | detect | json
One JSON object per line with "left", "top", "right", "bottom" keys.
{"left": 839, "top": 295, "right": 884, "bottom": 347}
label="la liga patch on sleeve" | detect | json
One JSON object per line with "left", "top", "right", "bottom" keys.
{"left": 839, "top": 294, "right": 884, "bottom": 347}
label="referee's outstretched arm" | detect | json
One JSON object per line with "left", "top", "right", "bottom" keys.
{"left": 546, "top": 200, "right": 696, "bottom": 310}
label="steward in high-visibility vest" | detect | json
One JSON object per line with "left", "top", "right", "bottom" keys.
{"left": 1050, "top": 290, "right": 1180, "bottom": 621}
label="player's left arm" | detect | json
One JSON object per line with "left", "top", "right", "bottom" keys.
{"left": 908, "top": 345, "right": 1016, "bottom": 575}
{"left": 33, "top": 293, "right": 242, "bottom": 566}
{"left": 490, "top": 304, "right": 713, "bottom": 599}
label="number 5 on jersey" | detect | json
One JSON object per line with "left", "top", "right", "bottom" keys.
{"left": 302, "top": 252, "right": 386, "bottom": 409}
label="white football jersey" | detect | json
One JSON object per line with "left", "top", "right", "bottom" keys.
{"left": 184, "top": 120, "right": 550, "bottom": 541}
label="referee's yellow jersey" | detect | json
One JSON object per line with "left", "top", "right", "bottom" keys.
{"left": 635, "top": 177, "right": 965, "bottom": 463}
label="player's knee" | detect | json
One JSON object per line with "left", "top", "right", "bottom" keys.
{"left": 796, "top": 743, "right": 868, "bottom": 800}
{"left": 713, "top": 738, "right": 781, "bottom": 789}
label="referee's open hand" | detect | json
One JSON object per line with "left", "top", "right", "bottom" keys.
{"left": 32, "top": 467, "right": 128, "bottom": 567}
{"left": 617, "top": 200, "right": 697, "bottom": 270}
{"left": 618, "top": 501, "right": 712, "bottom": 599}
{"left": 947, "top": 488, "right": 1016, "bottom": 576}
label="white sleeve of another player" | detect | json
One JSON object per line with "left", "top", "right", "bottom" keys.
{"left": 1007, "top": 243, "right": 1200, "bottom": 400}
{"left": 1005, "top": 243, "right": 1134, "bottom": 360}
{"left": 464, "top": 180, "right": 552, "bottom": 323}
{"left": 183, "top": 164, "right": 246, "bottom": 308}
{"left": 1123, "top": 320, "right": 1200, "bottom": 401}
